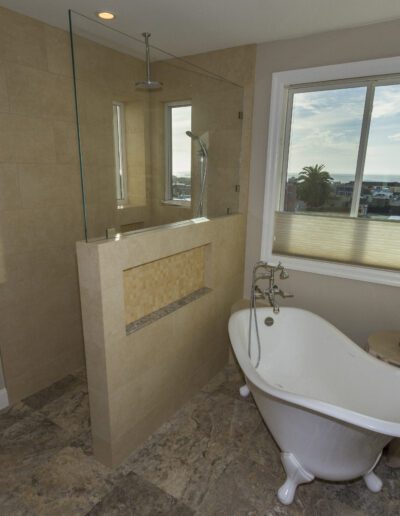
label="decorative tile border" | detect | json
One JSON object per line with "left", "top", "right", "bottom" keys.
{"left": 126, "top": 287, "right": 212, "bottom": 335}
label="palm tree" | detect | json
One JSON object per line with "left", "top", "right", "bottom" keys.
{"left": 295, "top": 164, "right": 333, "bottom": 209}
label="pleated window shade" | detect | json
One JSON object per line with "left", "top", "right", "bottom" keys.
{"left": 273, "top": 212, "right": 400, "bottom": 271}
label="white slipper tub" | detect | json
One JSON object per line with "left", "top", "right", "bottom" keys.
{"left": 228, "top": 307, "right": 400, "bottom": 505}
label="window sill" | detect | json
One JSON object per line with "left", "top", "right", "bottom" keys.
{"left": 161, "top": 200, "right": 191, "bottom": 208}
{"left": 270, "top": 253, "right": 400, "bottom": 287}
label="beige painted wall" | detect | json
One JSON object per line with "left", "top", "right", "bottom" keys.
{"left": 0, "top": 7, "right": 85, "bottom": 402}
{"left": 77, "top": 214, "right": 245, "bottom": 467}
{"left": 246, "top": 18, "right": 400, "bottom": 346}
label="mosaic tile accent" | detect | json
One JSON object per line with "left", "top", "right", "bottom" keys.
{"left": 126, "top": 287, "right": 211, "bottom": 335}
{"left": 123, "top": 246, "right": 207, "bottom": 325}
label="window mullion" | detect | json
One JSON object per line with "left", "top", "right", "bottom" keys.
{"left": 350, "top": 84, "right": 375, "bottom": 217}
{"left": 279, "top": 89, "right": 294, "bottom": 210}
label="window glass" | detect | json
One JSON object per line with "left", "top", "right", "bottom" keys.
{"left": 284, "top": 87, "right": 366, "bottom": 214}
{"left": 112, "top": 102, "right": 127, "bottom": 202}
{"left": 170, "top": 105, "right": 192, "bottom": 201}
{"left": 361, "top": 84, "right": 400, "bottom": 220}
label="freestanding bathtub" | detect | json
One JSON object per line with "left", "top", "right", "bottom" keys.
{"left": 228, "top": 307, "right": 400, "bottom": 505}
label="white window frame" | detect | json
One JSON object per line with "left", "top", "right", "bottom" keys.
{"left": 164, "top": 100, "right": 192, "bottom": 206}
{"left": 261, "top": 56, "right": 400, "bottom": 287}
{"left": 112, "top": 101, "right": 128, "bottom": 205}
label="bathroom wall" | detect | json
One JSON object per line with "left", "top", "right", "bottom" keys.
{"left": 77, "top": 214, "right": 245, "bottom": 467}
{"left": 73, "top": 30, "right": 255, "bottom": 237}
{"left": 72, "top": 33, "right": 153, "bottom": 237}
{"left": 246, "top": 18, "right": 400, "bottom": 346}
{"left": 0, "top": 5, "right": 256, "bottom": 404}
{"left": 151, "top": 45, "right": 256, "bottom": 224}
{"left": 0, "top": 6, "right": 85, "bottom": 402}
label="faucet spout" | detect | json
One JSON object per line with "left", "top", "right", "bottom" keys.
{"left": 251, "top": 261, "right": 293, "bottom": 314}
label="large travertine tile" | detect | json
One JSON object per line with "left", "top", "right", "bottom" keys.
{"left": 37, "top": 378, "right": 90, "bottom": 438}
{"left": 0, "top": 7, "right": 47, "bottom": 70}
{"left": 88, "top": 471, "right": 194, "bottom": 516}
{"left": 0, "top": 63, "right": 9, "bottom": 112}
{"left": 0, "top": 402, "right": 34, "bottom": 435}
{"left": 52, "top": 119, "right": 80, "bottom": 165}
{"left": 18, "top": 163, "right": 80, "bottom": 209}
{"left": 23, "top": 374, "right": 83, "bottom": 410}
{"left": 0, "top": 163, "right": 20, "bottom": 211}
{"left": 0, "top": 113, "right": 56, "bottom": 163}
{"left": 5, "top": 446, "right": 117, "bottom": 516}
{"left": 45, "top": 25, "right": 72, "bottom": 77}
{"left": 120, "top": 391, "right": 263, "bottom": 502}
{"left": 5, "top": 62, "right": 74, "bottom": 120}
{"left": 193, "top": 452, "right": 305, "bottom": 516}
{"left": 0, "top": 411, "right": 68, "bottom": 486}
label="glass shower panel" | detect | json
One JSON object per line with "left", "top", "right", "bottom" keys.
{"left": 69, "top": 11, "right": 244, "bottom": 241}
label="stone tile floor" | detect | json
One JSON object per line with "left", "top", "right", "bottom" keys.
{"left": 1, "top": 365, "right": 399, "bottom": 515}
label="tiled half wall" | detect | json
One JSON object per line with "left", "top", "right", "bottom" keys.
{"left": 76, "top": 215, "right": 245, "bottom": 467}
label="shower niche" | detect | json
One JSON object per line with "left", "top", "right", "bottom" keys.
{"left": 69, "top": 11, "right": 244, "bottom": 241}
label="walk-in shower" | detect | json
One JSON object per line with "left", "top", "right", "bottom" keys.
{"left": 69, "top": 10, "right": 244, "bottom": 241}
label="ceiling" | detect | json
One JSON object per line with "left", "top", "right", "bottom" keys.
{"left": 2, "top": 0, "right": 400, "bottom": 58}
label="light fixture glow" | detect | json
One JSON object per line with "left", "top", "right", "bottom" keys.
{"left": 96, "top": 11, "right": 115, "bottom": 20}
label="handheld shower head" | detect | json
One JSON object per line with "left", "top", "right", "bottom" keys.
{"left": 185, "top": 131, "right": 208, "bottom": 157}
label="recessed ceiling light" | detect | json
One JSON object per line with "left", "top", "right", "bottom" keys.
{"left": 96, "top": 11, "right": 115, "bottom": 20}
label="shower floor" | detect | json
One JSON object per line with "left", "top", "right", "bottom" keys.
{"left": 0, "top": 365, "right": 399, "bottom": 515}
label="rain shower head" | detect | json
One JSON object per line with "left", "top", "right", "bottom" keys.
{"left": 135, "top": 32, "right": 163, "bottom": 91}
{"left": 186, "top": 131, "right": 208, "bottom": 157}
{"left": 135, "top": 79, "right": 163, "bottom": 90}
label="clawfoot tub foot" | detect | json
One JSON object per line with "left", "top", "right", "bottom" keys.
{"left": 363, "top": 471, "right": 383, "bottom": 493}
{"left": 277, "top": 452, "right": 314, "bottom": 505}
{"left": 239, "top": 384, "right": 250, "bottom": 398}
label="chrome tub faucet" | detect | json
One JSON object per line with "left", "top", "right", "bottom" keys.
{"left": 252, "top": 261, "right": 293, "bottom": 314}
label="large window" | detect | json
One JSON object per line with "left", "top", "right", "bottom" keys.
{"left": 262, "top": 57, "right": 400, "bottom": 285}
{"left": 282, "top": 80, "right": 400, "bottom": 219}
{"left": 165, "top": 102, "right": 192, "bottom": 203}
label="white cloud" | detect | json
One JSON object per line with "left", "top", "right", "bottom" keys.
{"left": 372, "top": 86, "right": 400, "bottom": 119}
{"left": 388, "top": 132, "right": 400, "bottom": 141}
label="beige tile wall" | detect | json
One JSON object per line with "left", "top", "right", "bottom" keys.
{"left": 77, "top": 214, "right": 245, "bottom": 467}
{"left": 124, "top": 246, "right": 206, "bottom": 324}
{"left": 73, "top": 34, "right": 153, "bottom": 239}
{"left": 0, "top": 7, "right": 85, "bottom": 402}
{"left": 150, "top": 46, "right": 256, "bottom": 226}
{"left": 0, "top": 6, "right": 256, "bottom": 408}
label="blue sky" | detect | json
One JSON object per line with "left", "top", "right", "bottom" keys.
{"left": 287, "top": 84, "right": 400, "bottom": 181}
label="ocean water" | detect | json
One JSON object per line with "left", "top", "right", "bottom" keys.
{"left": 288, "top": 173, "right": 400, "bottom": 183}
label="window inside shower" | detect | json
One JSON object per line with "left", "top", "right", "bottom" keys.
{"left": 112, "top": 101, "right": 128, "bottom": 204}
{"left": 69, "top": 9, "right": 244, "bottom": 241}
{"left": 165, "top": 102, "right": 192, "bottom": 203}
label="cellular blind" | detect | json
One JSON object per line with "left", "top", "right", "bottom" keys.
{"left": 273, "top": 212, "right": 400, "bottom": 271}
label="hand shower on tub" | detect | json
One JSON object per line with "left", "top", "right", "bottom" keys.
{"left": 240, "top": 262, "right": 293, "bottom": 397}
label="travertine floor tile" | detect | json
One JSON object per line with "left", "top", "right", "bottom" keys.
{"left": 0, "top": 364, "right": 399, "bottom": 515}
{"left": 88, "top": 471, "right": 194, "bottom": 516}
